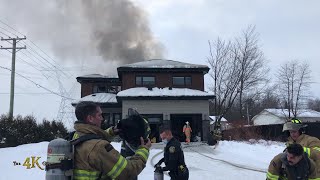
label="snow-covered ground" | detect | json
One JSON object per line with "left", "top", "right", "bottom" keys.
{"left": 0, "top": 140, "right": 286, "bottom": 180}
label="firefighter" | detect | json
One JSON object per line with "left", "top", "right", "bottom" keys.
{"left": 303, "top": 146, "right": 320, "bottom": 174}
{"left": 120, "top": 141, "right": 138, "bottom": 180}
{"left": 283, "top": 118, "right": 320, "bottom": 151}
{"left": 73, "top": 101, "right": 151, "bottom": 180}
{"left": 155, "top": 127, "right": 189, "bottom": 180}
{"left": 183, "top": 121, "right": 192, "bottom": 144}
{"left": 266, "top": 143, "right": 319, "bottom": 180}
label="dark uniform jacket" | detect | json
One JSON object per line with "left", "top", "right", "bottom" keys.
{"left": 266, "top": 152, "right": 319, "bottom": 180}
{"left": 73, "top": 122, "right": 149, "bottom": 180}
{"left": 158, "top": 137, "right": 188, "bottom": 179}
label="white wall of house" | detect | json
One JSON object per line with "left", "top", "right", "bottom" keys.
{"left": 121, "top": 99, "right": 210, "bottom": 120}
{"left": 253, "top": 111, "right": 286, "bottom": 125}
{"left": 122, "top": 99, "right": 211, "bottom": 141}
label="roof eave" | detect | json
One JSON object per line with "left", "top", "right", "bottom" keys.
{"left": 117, "top": 67, "right": 209, "bottom": 73}
{"left": 72, "top": 102, "right": 121, "bottom": 107}
{"left": 76, "top": 76, "right": 121, "bottom": 83}
{"left": 116, "top": 95, "right": 215, "bottom": 101}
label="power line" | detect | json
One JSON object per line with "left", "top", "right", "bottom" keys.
{"left": 0, "top": 31, "right": 11, "bottom": 38}
{"left": 0, "top": 92, "right": 53, "bottom": 94}
{"left": 0, "top": 65, "right": 74, "bottom": 100}
{"left": 0, "top": 22, "right": 73, "bottom": 78}
{"left": 0, "top": 26, "right": 16, "bottom": 37}
{"left": 20, "top": 50, "right": 52, "bottom": 70}
{"left": 0, "top": 19, "right": 25, "bottom": 37}
{"left": 24, "top": 44, "right": 70, "bottom": 78}
{"left": 0, "top": 20, "right": 77, "bottom": 124}
{"left": 1, "top": 48, "right": 51, "bottom": 79}
{"left": 1, "top": 48, "right": 48, "bottom": 76}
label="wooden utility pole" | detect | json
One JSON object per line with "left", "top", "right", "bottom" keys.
{"left": 0, "top": 36, "right": 26, "bottom": 119}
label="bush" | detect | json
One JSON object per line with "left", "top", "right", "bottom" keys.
{"left": 0, "top": 114, "right": 68, "bottom": 148}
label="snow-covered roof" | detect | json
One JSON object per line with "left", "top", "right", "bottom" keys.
{"left": 209, "top": 116, "right": 228, "bottom": 122}
{"left": 265, "top": 109, "right": 320, "bottom": 118}
{"left": 77, "top": 74, "right": 118, "bottom": 79}
{"left": 72, "top": 93, "right": 117, "bottom": 104}
{"left": 117, "top": 87, "right": 214, "bottom": 97}
{"left": 119, "top": 59, "right": 209, "bottom": 69}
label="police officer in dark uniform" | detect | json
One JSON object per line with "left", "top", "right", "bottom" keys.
{"left": 155, "top": 127, "right": 189, "bottom": 180}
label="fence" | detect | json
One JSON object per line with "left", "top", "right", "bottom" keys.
{"left": 222, "top": 122, "right": 320, "bottom": 141}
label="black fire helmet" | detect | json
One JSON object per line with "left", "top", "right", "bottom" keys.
{"left": 117, "top": 108, "right": 151, "bottom": 148}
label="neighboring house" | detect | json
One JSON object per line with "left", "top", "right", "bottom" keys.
{"left": 252, "top": 109, "right": 320, "bottom": 126}
{"left": 209, "top": 116, "right": 230, "bottom": 131}
{"left": 74, "top": 59, "right": 215, "bottom": 141}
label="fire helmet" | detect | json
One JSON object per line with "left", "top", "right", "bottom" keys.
{"left": 117, "top": 108, "right": 151, "bottom": 149}
{"left": 282, "top": 118, "right": 307, "bottom": 132}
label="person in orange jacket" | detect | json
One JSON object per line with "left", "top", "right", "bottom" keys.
{"left": 183, "top": 121, "right": 192, "bottom": 144}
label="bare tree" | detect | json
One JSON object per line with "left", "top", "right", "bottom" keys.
{"left": 308, "top": 98, "right": 320, "bottom": 112}
{"left": 207, "top": 38, "right": 241, "bottom": 128}
{"left": 233, "top": 25, "right": 269, "bottom": 119}
{"left": 207, "top": 25, "right": 269, "bottom": 128}
{"left": 277, "top": 60, "right": 312, "bottom": 118}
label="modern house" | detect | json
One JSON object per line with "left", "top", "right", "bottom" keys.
{"left": 252, "top": 109, "right": 320, "bottom": 126}
{"left": 73, "top": 59, "right": 215, "bottom": 141}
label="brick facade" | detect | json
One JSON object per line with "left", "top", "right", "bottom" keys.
{"left": 81, "top": 82, "right": 93, "bottom": 97}
{"left": 121, "top": 71, "right": 205, "bottom": 91}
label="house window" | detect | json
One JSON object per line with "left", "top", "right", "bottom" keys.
{"left": 136, "top": 76, "right": 155, "bottom": 86}
{"left": 93, "top": 85, "right": 107, "bottom": 93}
{"left": 172, "top": 76, "right": 192, "bottom": 86}
{"left": 93, "top": 85, "right": 121, "bottom": 93}
{"left": 102, "top": 113, "right": 111, "bottom": 128}
{"left": 142, "top": 114, "right": 163, "bottom": 124}
{"left": 108, "top": 86, "right": 121, "bottom": 93}
{"left": 113, "top": 113, "right": 121, "bottom": 124}
{"left": 102, "top": 113, "right": 121, "bottom": 128}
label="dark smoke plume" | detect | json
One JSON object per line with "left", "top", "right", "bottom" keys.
{"left": 0, "top": 0, "right": 163, "bottom": 66}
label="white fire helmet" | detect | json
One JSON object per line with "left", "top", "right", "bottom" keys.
{"left": 282, "top": 118, "right": 307, "bottom": 132}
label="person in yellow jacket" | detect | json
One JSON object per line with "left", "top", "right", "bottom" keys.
{"left": 267, "top": 143, "right": 320, "bottom": 180}
{"left": 283, "top": 118, "right": 320, "bottom": 152}
{"left": 73, "top": 101, "right": 151, "bottom": 180}
{"left": 183, "top": 121, "right": 192, "bottom": 144}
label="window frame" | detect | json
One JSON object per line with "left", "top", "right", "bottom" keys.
{"left": 172, "top": 76, "right": 192, "bottom": 86}
{"left": 135, "top": 76, "right": 156, "bottom": 86}
{"left": 93, "top": 84, "right": 121, "bottom": 94}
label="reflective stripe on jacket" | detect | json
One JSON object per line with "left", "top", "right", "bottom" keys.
{"left": 73, "top": 123, "right": 149, "bottom": 180}
{"left": 266, "top": 152, "right": 319, "bottom": 180}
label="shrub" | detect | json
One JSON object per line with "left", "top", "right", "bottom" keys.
{"left": 0, "top": 114, "right": 68, "bottom": 147}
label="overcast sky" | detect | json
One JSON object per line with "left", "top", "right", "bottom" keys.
{"left": 0, "top": 0, "right": 320, "bottom": 126}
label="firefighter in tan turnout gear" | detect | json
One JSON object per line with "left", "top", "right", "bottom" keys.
{"left": 303, "top": 146, "right": 320, "bottom": 175}
{"left": 266, "top": 143, "right": 320, "bottom": 180}
{"left": 283, "top": 118, "right": 320, "bottom": 150}
{"left": 283, "top": 118, "right": 320, "bottom": 174}
{"left": 73, "top": 101, "right": 151, "bottom": 180}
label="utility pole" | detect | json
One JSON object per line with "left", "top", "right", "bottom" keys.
{"left": 0, "top": 36, "right": 26, "bottom": 120}
{"left": 246, "top": 103, "right": 250, "bottom": 125}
